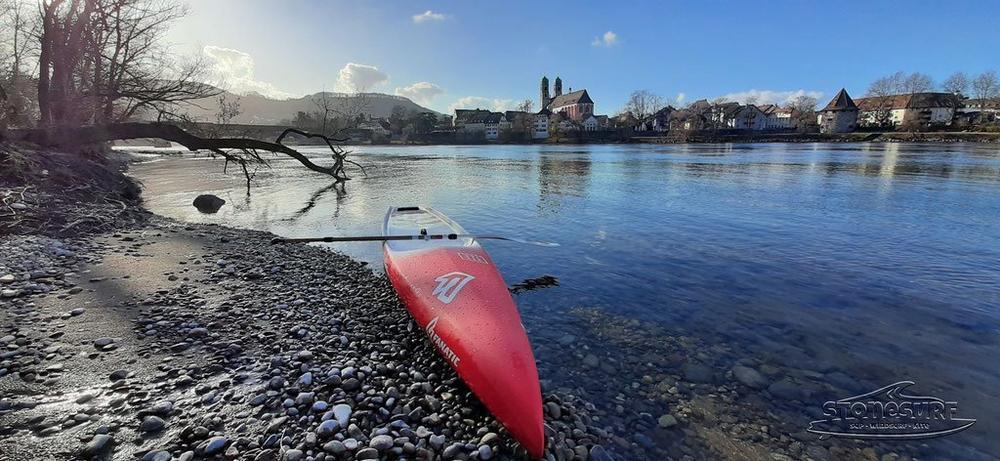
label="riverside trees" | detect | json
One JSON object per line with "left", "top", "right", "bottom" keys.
{"left": 0, "top": 0, "right": 363, "bottom": 190}
{"left": 865, "top": 70, "right": 999, "bottom": 126}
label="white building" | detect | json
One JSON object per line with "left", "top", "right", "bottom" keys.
{"left": 854, "top": 92, "right": 959, "bottom": 127}
{"left": 533, "top": 110, "right": 550, "bottom": 139}
{"left": 759, "top": 105, "right": 795, "bottom": 130}
{"left": 723, "top": 105, "right": 766, "bottom": 130}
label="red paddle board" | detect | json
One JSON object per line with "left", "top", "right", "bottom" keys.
{"left": 382, "top": 206, "right": 544, "bottom": 458}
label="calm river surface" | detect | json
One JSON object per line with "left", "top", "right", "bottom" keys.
{"left": 131, "top": 143, "right": 1000, "bottom": 459}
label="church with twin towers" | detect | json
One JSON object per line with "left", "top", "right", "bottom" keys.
{"left": 451, "top": 75, "right": 607, "bottom": 140}
{"left": 539, "top": 76, "right": 597, "bottom": 122}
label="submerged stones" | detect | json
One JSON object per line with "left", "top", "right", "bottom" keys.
{"left": 732, "top": 365, "right": 769, "bottom": 389}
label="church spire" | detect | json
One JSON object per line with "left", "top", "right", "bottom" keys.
{"left": 540, "top": 76, "right": 550, "bottom": 109}
{"left": 554, "top": 76, "right": 563, "bottom": 97}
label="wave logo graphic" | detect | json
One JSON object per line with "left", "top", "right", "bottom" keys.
{"left": 807, "top": 381, "right": 976, "bottom": 440}
{"left": 432, "top": 271, "right": 475, "bottom": 304}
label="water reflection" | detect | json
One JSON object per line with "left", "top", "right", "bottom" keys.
{"left": 286, "top": 182, "right": 347, "bottom": 221}
{"left": 537, "top": 152, "right": 591, "bottom": 213}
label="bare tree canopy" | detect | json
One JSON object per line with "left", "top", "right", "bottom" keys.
{"left": 942, "top": 72, "right": 969, "bottom": 95}
{"left": 0, "top": 0, "right": 39, "bottom": 127}
{"left": 901, "top": 72, "right": 934, "bottom": 94}
{"left": 787, "top": 94, "right": 818, "bottom": 129}
{"left": 971, "top": 71, "right": 999, "bottom": 102}
{"left": 516, "top": 99, "right": 534, "bottom": 113}
{"left": 623, "top": 90, "right": 665, "bottom": 120}
{"left": 865, "top": 72, "right": 906, "bottom": 127}
{"left": 35, "top": 0, "right": 217, "bottom": 126}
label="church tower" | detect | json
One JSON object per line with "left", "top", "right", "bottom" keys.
{"left": 540, "top": 76, "right": 550, "bottom": 109}
{"left": 554, "top": 77, "right": 563, "bottom": 97}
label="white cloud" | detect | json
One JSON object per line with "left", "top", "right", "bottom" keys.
{"left": 716, "top": 89, "right": 825, "bottom": 106}
{"left": 202, "top": 45, "right": 296, "bottom": 99}
{"left": 591, "top": 31, "right": 619, "bottom": 47}
{"left": 412, "top": 10, "right": 447, "bottom": 23}
{"left": 448, "top": 96, "right": 517, "bottom": 113}
{"left": 335, "top": 63, "right": 389, "bottom": 93}
{"left": 675, "top": 92, "right": 687, "bottom": 106}
{"left": 395, "top": 81, "right": 444, "bottom": 104}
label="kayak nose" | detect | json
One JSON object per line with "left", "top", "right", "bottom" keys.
{"left": 517, "top": 420, "right": 545, "bottom": 459}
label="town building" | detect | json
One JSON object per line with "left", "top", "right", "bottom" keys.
{"left": 854, "top": 92, "right": 960, "bottom": 127}
{"left": 818, "top": 89, "right": 859, "bottom": 133}
{"left": 358, "top": 118, "right": 391, "bottom": 139}
{"left": 452, "top": 109, "right": 492, "bottom": 128}
{"left": 533, "top": 109, "right": 550, "bottom": 139}
{"left": 956, "top": 98, "right": 1000, "bottom": 124}
{"left": 459, "top": 112, "right": 505, "bottom": 140}
{"left": 759, "top": 105, "right": 796, "bottom": 130}
{"left": 669, "top": 110, "right": 707, "bottom": 131}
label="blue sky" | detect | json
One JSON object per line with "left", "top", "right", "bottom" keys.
{"left": 168, "top": 0, "right": 1000, "bottom": 113}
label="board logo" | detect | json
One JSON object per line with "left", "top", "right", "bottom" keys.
{"left": 433, "top": 271, "right": 475, "bottom": 304}
{"left": 426, "top": 316, "right": 460, "bottom": 366}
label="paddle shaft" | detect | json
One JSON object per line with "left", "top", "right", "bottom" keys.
{"left": 276, "top": 234, "right": 494, "bottom": 244}
{"left": 270, "top": 234, "right": 558, "bottom": 247}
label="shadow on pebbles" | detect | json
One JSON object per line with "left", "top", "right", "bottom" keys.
{"left": 0, "top": 214, "right": 615, "bottom": 461}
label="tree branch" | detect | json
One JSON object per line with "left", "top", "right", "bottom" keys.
{"left": 3, "top": 122, "right": 354, "bottom": 181}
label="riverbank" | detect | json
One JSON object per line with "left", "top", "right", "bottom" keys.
{"left": 0, "top": 204, "right": 619, "bottom": 460}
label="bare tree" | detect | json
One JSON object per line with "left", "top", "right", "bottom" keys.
{"left": 942, "top": 72, "right": 969, "bottom": 96}
{"left": 213, "top": 93, "right": 240, "bottom": 134}
{"left": 901, "top": 72, "right": 934, "bottom": 94}
{"left": 971, "top": 71, "right": 999, "bottom": 124}
{"left": 971, "top": 71, "right": 999, "bottom": 102}
{"left": 623, "top": 90, "right": 664, "bottom": 120}
{"left": 865, "top": 73, "right": 905, "bottom": 127}
{"left": 311, "top": 91, "right": 335, "bottom": 135}
{"left": 1, "top": 0, "right": 36, "bottom": 80}
{"left": 516, "top": 99, "right": 533, "bottom": 113}
{"left": 336, "top": 85, "right": 371, "bottom": 129}
{"left": 35, "top": 0, "right": 215, "bottom": 126}
{"left": 787, "top": 95, "right": 817, "bottom": 130}
{"left": 0, "top": 0, "right": 39, "bottom": 127}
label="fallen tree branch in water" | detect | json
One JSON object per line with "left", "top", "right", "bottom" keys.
{"left": 2, "top": 123, "right": 363, "bottom": 189}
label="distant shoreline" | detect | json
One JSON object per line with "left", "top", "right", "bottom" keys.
{"left": 362, "top": 131, "right": 1000, "bottom": 146}
{"left": 111, "top": 131, "right": 1000, "bottom": 151}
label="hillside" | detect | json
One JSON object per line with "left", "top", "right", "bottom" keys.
{"left": 178, "top": 91, "right": 443, "bottom": 125}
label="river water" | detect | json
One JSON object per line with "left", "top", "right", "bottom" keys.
{"left": 130, "top": 143, "right": 1000, "bottom": 460}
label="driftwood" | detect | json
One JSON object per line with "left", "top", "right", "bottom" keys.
{"left": 2, "top": 123, "right": 361, "bottom": 193}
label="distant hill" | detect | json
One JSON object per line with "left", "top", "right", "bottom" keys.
{"left": 176, "top": 90, "right": 443, "bottom": 125}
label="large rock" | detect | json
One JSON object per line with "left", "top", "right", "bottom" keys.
{"left": 193, "top": 194, "right": 226, "bottom": 213}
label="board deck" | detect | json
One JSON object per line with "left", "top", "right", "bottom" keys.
{"left": 382, "top": 206, "right": 545, "bottom": 458}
